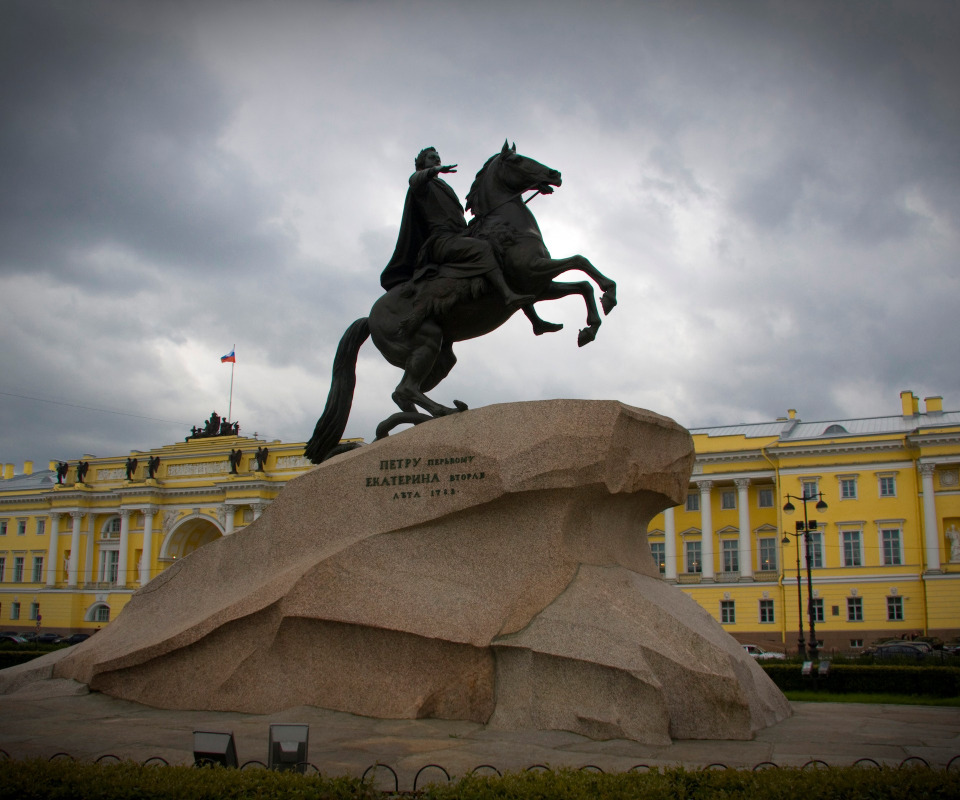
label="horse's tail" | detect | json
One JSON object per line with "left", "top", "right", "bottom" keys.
{"left": 304, "top": 317, "right": 371, "bottom": 464}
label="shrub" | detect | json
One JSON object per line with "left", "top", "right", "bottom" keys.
{"left": 762, "top": 663, "right": 960, "bottom": 697}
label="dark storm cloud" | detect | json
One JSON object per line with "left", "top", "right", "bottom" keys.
{"left": 0, "top": 2, "right": 295, "bottom": 282}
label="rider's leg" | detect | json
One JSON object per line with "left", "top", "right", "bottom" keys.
{"left": 522, "top": 304, "right": 564, "bottom": 335}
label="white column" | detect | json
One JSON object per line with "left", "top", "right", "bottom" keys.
{"left": 82, "top": 513, "right": 94, "bottom": 586}
{"left": 117, "top": 509, "right": 131, "bottom": 587}
{"left": 664, "top": 506, "right": 677, "bottom": 580}
{"left": 45, "top": 512, "right": 61, "bottom": 586}
{"left": 252, "top": 502, "right": 267, "bottom": 521}
{"left": 68, "top": 510, "right": 82, "bottom": 587}
{"left": 920, "top": 463, "right": 941, "bottom": 573}
{"left": 698, "top": 480, "right": 714, "bottom": 581}
{"left": 140, "top": 506, "right": 156, "bottom": 587}
{"left": 223, "top": 505, "right": 236, "bottom": 535}
{"left": 736, "top": 478, "right": 753, "bottom": 580}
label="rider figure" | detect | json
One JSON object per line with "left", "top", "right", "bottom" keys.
{"left": 380, "top": 147, "right": 535, "bottom": 308}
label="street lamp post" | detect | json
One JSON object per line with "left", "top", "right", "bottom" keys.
{"left": 783, "top": 491, "right": 828, "bottom": 660}
{"left": 781, "top": 531, "right": 805, "bottom": 656}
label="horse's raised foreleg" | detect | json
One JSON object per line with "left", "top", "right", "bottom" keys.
{"left": 529, "top": 254, "right": 618, "bottom": 316}
{"left": 534, "top": 279, "right": 603, "bottom": 347}
{"left": 392, "top": 319, "right": 466, "bottom": 417}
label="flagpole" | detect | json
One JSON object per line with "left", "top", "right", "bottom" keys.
{"left": 227, "top": 343, "right": 235, "bottom": 422}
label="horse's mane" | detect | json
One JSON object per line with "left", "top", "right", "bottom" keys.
{"left": 464, "top": 152, "right": 501, "bottom": 217}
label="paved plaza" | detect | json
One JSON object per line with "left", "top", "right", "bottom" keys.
{"left": 2, "top": 677, "right": 959, "bottom": 790}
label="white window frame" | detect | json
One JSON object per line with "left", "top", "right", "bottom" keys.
{"left": 10, "top": 601, "right": 20, "bottom": 620}
{"left": 721, "top": 539, "right": 739, "bottom": 572}
{"left": 102, "top": 517, "right": 121, "bottom": 540}
{"left": 811, "top": 597, "right": 825, "bottom": 623}
{"left": 847, "top": 596, "right": 863, "bottom": 622}
{"left": 801, "top": 479, "right": 819, "bottom": 500}
{"left": 12, "top": 556, "right": 24, "bottom": 582}
{"left": 878, "top": 473, "right": 898, "bottom": 498}
{"left": 720, "top": 599, "right": 736, "bottom": 624}
{"left": 98, "top": 548, "right": 119, "bottom": 584}
{"left": 721, "top": 490, "right": 736, "bottom": 510}
{"left": 803, "top": 531, "right": 824, "bottom": 569}
{"left": 685, "top": 493, "right": 700, "bottom": 512}
{"left": 757, "top": 488, "right": 774, "bottom": 508}
{"left": 16, "top": 519, "right": 26, "bottom": 536}
{"left": 649, "top": 541, "right": 666, "bottom": 575}
{"left": 757, "top": 536, "right": 778, "bottom": 572}
{"left": 759, "top": 598, "right": 775, "bottom": 624}
{"left": 36, "top": 519, "right": 45, "bottom": 536}
{"left": 0, "top": 520, "right": 7, "bottom": 536}
{"left": 840, "top": 528, "right": 863, "bottom": 567}
{"left": 886, "top": 596, "right": 903, "bottom": 621}
{"left": 31, "top": 556, "right": 43, "bottom": 583}
{"left": 685, "top": 539, "right": 702, "bottom": 574}
{"left": 878, "top": 524, "right": 904, "bottom": 566}
{"left": 839, "top": 475, "right": 858, "bottom": 500}
{"left": 29, "top": 602, "right": 39, "bottom": 620}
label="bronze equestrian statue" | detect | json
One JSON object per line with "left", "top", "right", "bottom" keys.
{"left": 305, "top": 141, "right": 617, "bottom": 464}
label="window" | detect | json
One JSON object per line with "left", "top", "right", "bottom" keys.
{"left": 881, "top": 528, "right": 903, "bottom": 566}
{"left": 758, "top": 537, "right": 778, "bottom": 571}
{"left": 29, "top": 602, "right": 39, "bottom": 621}
{"left": 842, "top": 531, "right": 862, "bottom": 567}
{"left": 0, "top": 521, "right": 6, "bottom": 536}
{"left": 36, "top": 519, "right": 45, "bottom": 536}
{"left": 650, "top": 542, "right": 665, "bottom": 575}
{"left": 0, "top": 556, "right": 4, "bottom": 582}
{"left": 721, "top": 490, "right": 736, "bottom": 510}
{"left": 847, "top": 597, "right": 863, "bottom": 621}
{"left": 31, "top": 556, "right": 43, "bottom": 583}
{"left": 720, "top": 600, "right": 736, "bottom": 624}
{"left": 811, "top": 598, "right": 825, "bottom": 623}
{"left": 99, "top": 550, "right": 119, "bottom": 584}
{"left": 801, "top": 480, "right": 819, "bottom": 500}
{"left": 94, "top": 605, "right": 110, "bottom": 623}
{"left": 685, "top": 540, "right": 702, "bottom": 573}
{"left": 103, "top": 518, "right": 121, "bottom": 540}
{"left": 721, "top": 540, "right": 739, "bottom": 572}
{"left": 757, "top": 488, "right": 774, "bottom": 508}
{"left": 850, "top": 639, "right": 864, "bottom": 649}
{"left": 804, "top": 532, "right": 823, "bottom": 569}
{"left": 17, "top": 520, "right": 26, "bottom": 536}
{"left": 879, "top": 475, "right": 897, "bottom": 497}
{"left": 887, "top": 596, "right": 903, "bottom": 621}
{"left": 759, "top": 599, "right": 775, "bottom": 623}
{"left": 840, "top": 478, "right": 857, "bottom": 500}
{"left": 685, "top": 493, "right": 700, "bottom": 512}
{"left": 10, "top": 601, "right": 20, "bottom": 620}
{"left": 13, "top": 556, "right": 24, "bottom": 582}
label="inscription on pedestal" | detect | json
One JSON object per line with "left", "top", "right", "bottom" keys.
{"left": 365, "top": 455, "right": 486, "bottom": 500}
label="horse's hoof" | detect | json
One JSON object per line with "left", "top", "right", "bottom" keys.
{"left": 453, "top": 400, "right": 469, "bottom": 411}
{"left": 578, "top": 326, "right": 598, "bottom": 347}
{"left": 601, "top": 291, "right": 617, "bottom": 315}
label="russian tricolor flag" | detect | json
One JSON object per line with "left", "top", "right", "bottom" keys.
{"left": 220, "top": 350, "right": 236, "bottom": 363}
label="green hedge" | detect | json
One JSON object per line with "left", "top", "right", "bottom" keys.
{"left": 0, "top": 650, "right": 49, "bottom": 670}
{"left": 762, "top": 663, "right": 960, "bottom": 697}
{"left": 1, "top": 761, "right": 959, "bottom": 800}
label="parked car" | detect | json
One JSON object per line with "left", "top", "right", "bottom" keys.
{"left": 34, "top": 633, "right": 63, "bottom": 645}
{"left": 872, "top": 642, "right": 929, "bottom": 660}
{"left": 742, "top": 644, "right": 786, "bottom": 660}
{"left": 0, "top": 634, "right": 27, "bottom": 644}
{"left": 62, "top": 633, "right": 91, "bottom": 645}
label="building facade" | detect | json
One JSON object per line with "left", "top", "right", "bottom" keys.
{"left": 648, "top": 391, "right": 960, "bottom": 653}
{"left": 2, "top": 392, "right": 958, "bottom": 649}
{"left": 0, "top": 430, "right": 320, "bottom": 634}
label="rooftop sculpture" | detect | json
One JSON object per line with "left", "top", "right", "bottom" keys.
{"left": 306, "top": 141, "right": 617, "bottom": 463}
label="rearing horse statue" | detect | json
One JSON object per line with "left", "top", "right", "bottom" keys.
{"left": 305, "top": 141, "right": 617, "bottom": 463}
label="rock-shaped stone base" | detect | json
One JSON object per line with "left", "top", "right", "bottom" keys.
{"left": 54, "top": 400, "right": 790, "bottom": 743}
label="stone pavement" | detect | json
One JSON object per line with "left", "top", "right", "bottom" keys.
{"left": 2, "top": 678, "right": 959, "bottom": 791}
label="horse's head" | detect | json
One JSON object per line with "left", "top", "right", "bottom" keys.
{"left": 466, "top": 141, "right": 562, "bottom": 217}
{"left": 495, "top": 140, "right": 562, "bottom": 195}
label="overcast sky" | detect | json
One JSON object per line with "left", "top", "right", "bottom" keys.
{"left": 2, "top": 0, "right": 958, "bottom": 471}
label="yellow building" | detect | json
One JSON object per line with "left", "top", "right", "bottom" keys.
{"left": 0, "top": 429, "right": 320, "bottom": 635}
{"left": 2, "top": 392, "right": 958, "bottom": 651}
{"left": 648, "top": 390, "right": 960, "bottom": 654}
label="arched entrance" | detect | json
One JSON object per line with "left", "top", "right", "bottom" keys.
{"left": 160, "top": 515, "right": 223, "bottom": 562}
